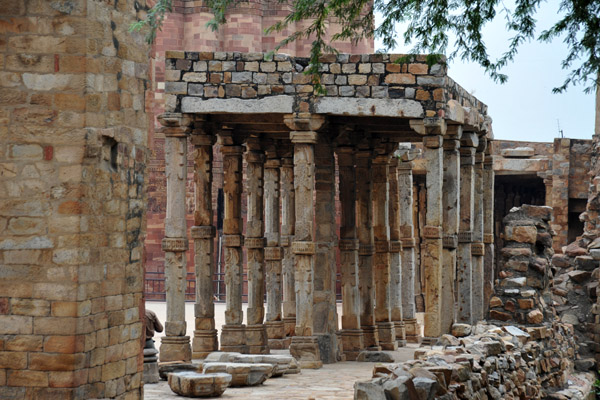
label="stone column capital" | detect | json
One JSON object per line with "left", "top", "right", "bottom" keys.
{"left": 410, "top": 117, "right": 447, "bottom": 136}
{"left": 443, "top": 138, "right": 460, "bottom": 151}
{"left": 423, "top": 135, "right": 443, "bottom": 149}
{"left": 190, "top": 133, "right": 216, "bottom": 146}
{"left": 446, "top": 124, "right": 463, "bottom": 138}
{"left": 221, "top": 145, "right": 244, "bottom": 156}
{"left": 265, "top": 158, "right": 281, "bottom": 169}
{"left": 290, "top": 131, "right": 318, "bottom": 144}
{"left": 460, "top": 131, "right": 479, "bottom": 148}
{"left": 284, "top": 113, "right": 326, "bottom": 132}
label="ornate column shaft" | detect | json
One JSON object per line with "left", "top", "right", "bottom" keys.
{"left": 397, "top": 151, "right": 419, "bottom": 343}
{"left": 190, "top": 125, "right": 218, "bottom": 359}
{"left": 483, "top": 144, "right": 495, "bottom": 313}
{"left": 280, "top": 149, "right": 296, "bottom": 338}
{"left": 285, "top": 114, "right": 325, "bottom": 369}
{"left": 336, "top": 146, "right": 363, "bottom": 360}
{"left": 441, "top": 130, "right": 460, "bottom": 334}
{"left": 471, "top": 137, "right": 487, "bottom": 322}
{"left": 264, "top": 146, "right": 286, "bottom": 349}
{"left": 314, "top": 139, "right": 339, "bottom": 363}
{"left": 422, "top": 133, "right": 444, "bottom": 342}
{"left": 220, "top": 137, "right": 247, "bottom": 353}
{"left": 158, "top": 113, "right": 192, "bottom": 362}
{"left": 245, "top": 137, "right": 269, "bottom": 354}
{"left": 457, "top": 132, "right": 477, "bottom": 324}
{"left": 356, "top": 147, "right": 380, "bottom": 350}
{"left": 372, "top": 152, "right": 397, "bottom": 350}
{"left": 388, "top": 157, "right": 405, "bottom": 347}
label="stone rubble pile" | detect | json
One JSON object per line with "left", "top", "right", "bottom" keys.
{"left": 488, "top": 205, "right": 554, "bottom": 325}
{"left": 354, "top": 321, "right": 584, "bottom": 400}
{"left": 551, "top": 237, "right": 600, "bottom": 364}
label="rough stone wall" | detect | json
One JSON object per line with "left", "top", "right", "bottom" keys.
{"left": 0, "top": 0, "right": 150, "bottom": 398}
{"left": 488, "top": 205, "right": 554, "bottom": 325}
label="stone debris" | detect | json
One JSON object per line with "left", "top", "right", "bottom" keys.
{"left": 354, "top": 321, "right": 580, "bottom": 400}
{"left": 204, "top": 351, "right": 298, "bottom": 376}
{"left": 159, "top": 362, "right": 201, "bottom": 381}
{"left": 168, "top": 371, "right": 232, "bottom": 397}
{"left": 202, "top": 362, "right": 274, "bottom": 386}
{"left": 356, "top": 351, "right": 395, "bottom": 362}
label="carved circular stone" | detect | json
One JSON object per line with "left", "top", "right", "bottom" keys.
{"left": 168, "top": 371, "right": 231, "bottom": 397}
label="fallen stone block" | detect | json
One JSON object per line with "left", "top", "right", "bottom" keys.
{"left": 357, "top": 351, "right": 394, "bottom": 362}
{"left": 451, "top": 323, "right": 472, "bottom": 337}
{"left": 159, "top": 362, "right": 201, "bottom": 381}
{"left": 168, "top": 371, "right": 231, "bottom": 397}
{"left": 202, "top": 362, "right": 274, "bottom": 386}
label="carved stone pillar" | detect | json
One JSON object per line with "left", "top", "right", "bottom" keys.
{"left": 457, "top": 132, "right": 477, "bottom": 324}
{"left": 388, "top": 157, "right": 406, "bottom": 347}
{"left": 158, "top": 113, "right": 192, "bottom": 362}
{"left": 190, "top": 123, "right": 218, "bottom": 359}
{"left": 219, "top": 136, "right": 247, "bottom": 353}
{"left": 356, "top": 146, "right": 380, "bottom": 350}
{"left": 471, "top": 137, "right": 487, "bottom": 323}
{"left": 422, "top": 134, "right": 444, "bottom": 342}
{"left": 483, "top": 143, "right": 495, "bottom": 313}
{"left": 264, "top": 145, "right": 286, "bottom": 349}
{"left": 397, "top": 151, "right": 419, "bottom": 343}
{"left": 280, "top": 149, "right": 296, "bottom": 338}
{"left": 442, "top": 131, "right": 460, "bottom": 334}
{"left": 336, "top": 146, "right": 363, "bottom": 360}
{"left": 372, "top": 152, "right": 397, "bottom": 351}
{"left": 411, "top": 117, "right": 446, "bottom": 342}
{"left": 314, "top": 139, "right": 339, "bottom": 363}
{"left": 285, "top": 114, "right": 325, "bottom": 369}
{"left": 245, "top": 137, "right": 269, "bottom": 354}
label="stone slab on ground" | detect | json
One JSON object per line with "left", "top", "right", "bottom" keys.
{"left": 159, "top": 362, "right": 202, "bottom": 380}
{"left": 202, "top": 362, "right": 274, "bottom": 386}
{"left": 168, "top": 371, "right": 232, "bottom": 397}
{"left": 205, "top": 351, "right": 296, "bottom": 376}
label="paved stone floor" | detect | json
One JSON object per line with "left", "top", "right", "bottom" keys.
{"left": 144, "top": 302, "right": 423, "bottom": 399}
{"left": 144, "top": 346, "right": 418, "bottom": 399}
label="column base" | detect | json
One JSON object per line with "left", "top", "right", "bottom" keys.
{"left": 159, "top": 336, "right": 192, "bottom": 362}
{"left": 393, "top": 321, "right": 407, "bottom": 347}
{"left": 360, "top": 325, "right": 381, "bottom": 351}
{"left": 283, "top": 317, "right": 296, "bottom": 337}
{"left": 289, "top": 336, "right": 322, "bottom": 369}
{"left": 340, "top": 329, "right": 364, "bottom": 361}
{"left": 403, "top": 318, "right": 421, "bottom": 344}
{"left": 220, "top": 324, "right": 248, "bottom": 353}
{"left": 421, "top": 336, "right": 438, "bottom": 346}
{"left": 266, "top": 321, "right": 289, "bottom": 349}
{"left": 376, "top": 322, "right": 398, "bottom": 351}
{"left": 192, "top": 329, "right": 218, "bottom": 359}
{"left": 246, "top": 324, "right": 269, "bottom": 354}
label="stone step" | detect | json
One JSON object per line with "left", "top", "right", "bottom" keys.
{"left": 168, "top": 371, "right": 231, "bottom": 398}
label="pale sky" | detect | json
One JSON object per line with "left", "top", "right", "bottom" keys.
{"left": 374, "top": 3, "right": 596, "bottom": 142}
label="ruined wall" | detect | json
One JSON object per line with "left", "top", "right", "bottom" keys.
{"left": 0, "top": 0, "right": 150, "bottom": 398}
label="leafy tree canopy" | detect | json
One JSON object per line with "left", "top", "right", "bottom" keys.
{"left": 131, "top": 0, "right": 599, "bottom": 93}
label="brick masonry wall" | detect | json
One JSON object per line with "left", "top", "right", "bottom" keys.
{"left": 0, "top": 0, "right": 150, "bottom": 398}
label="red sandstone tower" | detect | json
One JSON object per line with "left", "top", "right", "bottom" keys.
{"left": 145, "top": 1, "right": 374, "bottom": 299}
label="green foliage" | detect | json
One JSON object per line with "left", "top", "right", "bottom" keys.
{"left": 131, "top": 0, "right": 600, "bottom": 93}
{"left": 129, "top": 0, "right": 173, "bottom": 44}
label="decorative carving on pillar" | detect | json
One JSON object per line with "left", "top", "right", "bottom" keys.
{"left": 190, "top": 123, "right": 218, "bottom": 359}
{"left": 285, "top": 113, "right": 325, "bottom": 369}
{"left": 219, "top": 136, "right": 247, "bottom": 353}
{"left": 264, "top": 144, "right": 287, "bottom": 349}
{"left": 420, "top": 126, "right": 445, "bottom": 343}
{"left": 158, "top": 113, "right": 192, "bottom": 362}
{"left": 483, "top": 143, "right": 495, "bottom": 312}
{"left": 245, "top": 136, "right": 269, "bottom": 354}
{"left": 457, "top": 132, "right": 478, "bottom": 325}
{"left": 280, "top": 146, "right": 296, "bottom": 338}
{"left": 396, "top": 144, "right": 420, "bottom": 343}
{"left": 372, "top": 150, "right": 397, "bottom": 351}
{"left": 471, "top": 136, "right": 487, "bottom": 322}
{"left": 441, "top": 131, "right": 460, "bottom": 335}
{"left": 336, "top": 145, "right": 364, "bottom": 360}
{"left": 356, "top": 143, "right": 380, "bottom": 351}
